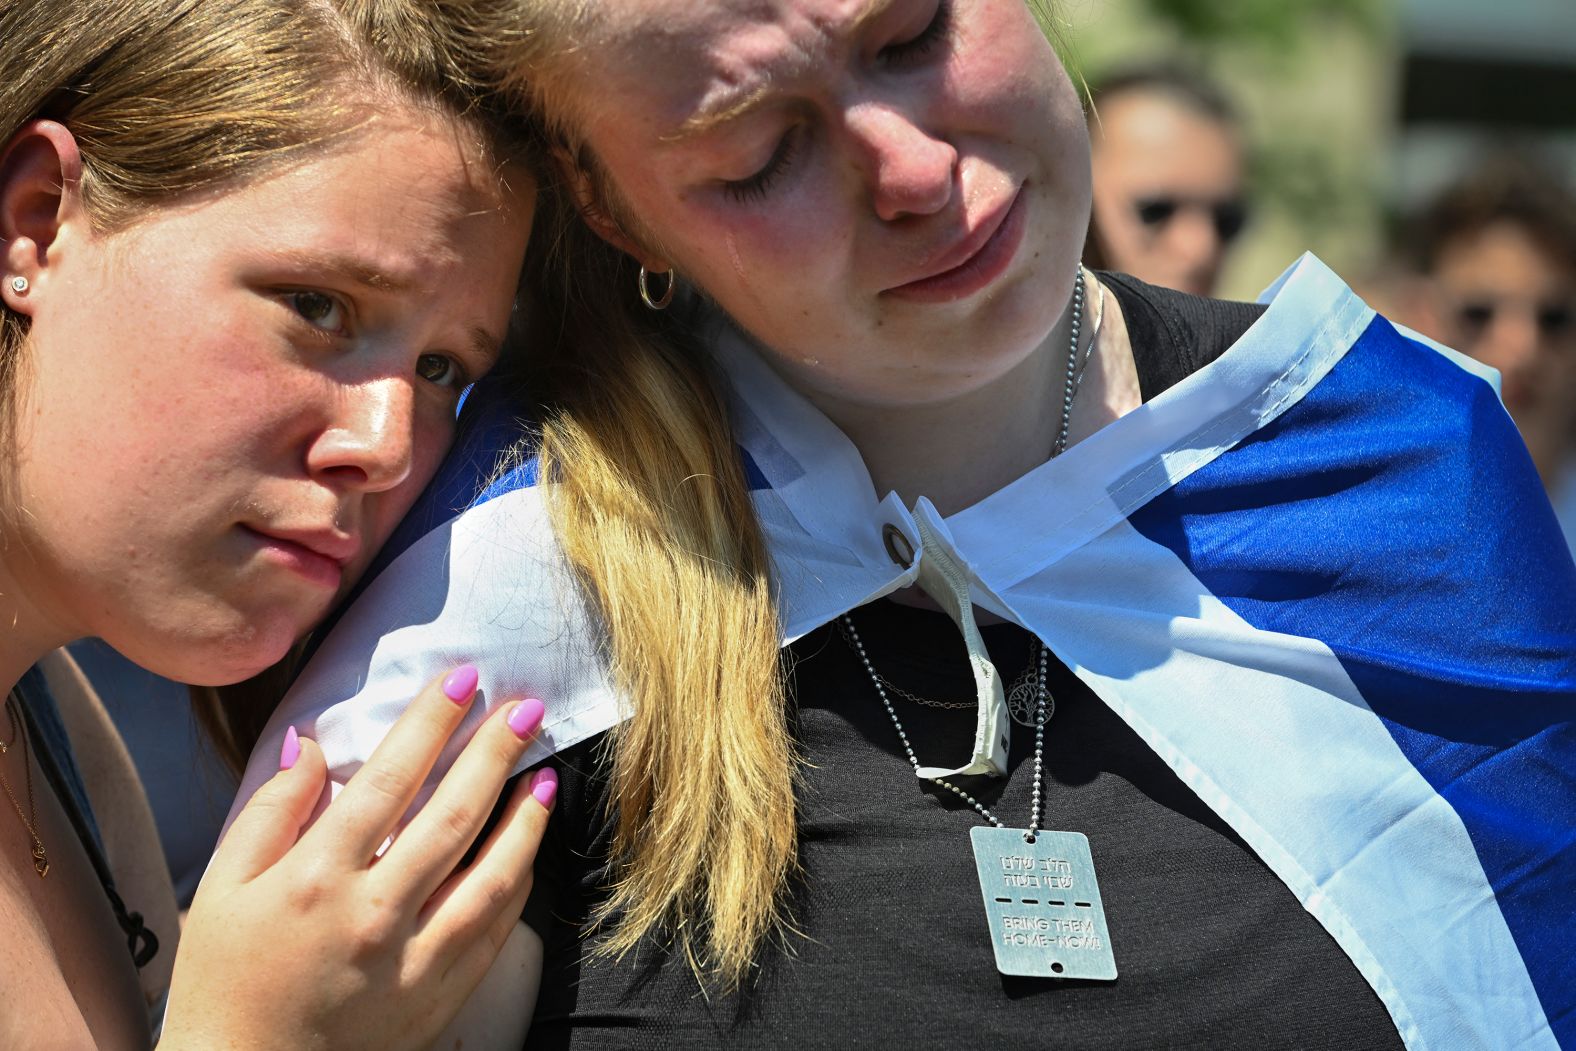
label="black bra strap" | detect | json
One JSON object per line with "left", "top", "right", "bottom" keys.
{"left": 17, "top": 693, "right": 160, "bottom": 971}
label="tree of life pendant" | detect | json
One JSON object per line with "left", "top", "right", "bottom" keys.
{"left": 1007, "top": 678, "right": 1045, "bottom": 728}
{"left": 970, "top": 826, "right": 1117, "bottom": 980}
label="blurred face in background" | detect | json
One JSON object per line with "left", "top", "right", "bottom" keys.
{"left": 1423, "top": 221, "right": 1576, "bottom": 481}
{"left": 1088, "top": 89, "right": 1246, "bottom": 297}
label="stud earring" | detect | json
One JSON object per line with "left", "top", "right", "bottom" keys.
{"left": 8, "top": 276, "right": 27, "bottom": 295}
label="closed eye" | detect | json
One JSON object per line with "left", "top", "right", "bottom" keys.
{"left": 722, "top": 126, "right": 801, "bottom": 203}
{"left": 881, "top": 0, "right": 951, "bottom": 64}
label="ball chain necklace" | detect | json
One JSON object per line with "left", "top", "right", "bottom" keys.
{"left": 841, "top": 268, "right": 1117, "bottom": 981}
{"left": 1, "top": 692, "right": 50, "bottom": 877}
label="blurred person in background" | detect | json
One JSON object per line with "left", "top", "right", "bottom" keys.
{"left": 1083, "top": 64, "right": 1250, "bottom": 297}
{"left": 1404, "top": 154, "right": 1576, "bottom": 552}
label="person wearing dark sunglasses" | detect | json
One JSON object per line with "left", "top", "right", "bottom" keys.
{"left": 1084, "top": 64, "right": 1249, "bottom": 298}
{"left": 1406, "top": 154, "right": 1576, "bottom": 553}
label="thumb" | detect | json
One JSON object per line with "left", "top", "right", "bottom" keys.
{"left": 207, "top": 729, "right": 330, "bottom": 885}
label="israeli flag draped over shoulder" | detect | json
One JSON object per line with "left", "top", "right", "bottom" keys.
{"left": 227, "top": 255, "right": 1576, "bottom": 1050}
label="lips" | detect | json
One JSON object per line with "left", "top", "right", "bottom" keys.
{"left": 884, "top": 185, "right": 1027, "bottom": 304}
{"left": 240, "top": 523, "right": 358, "bottom": 590}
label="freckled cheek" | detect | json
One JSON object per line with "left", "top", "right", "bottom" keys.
{"left": 393, "top": 410, "right": 456, "bottom": 499}
{"left": 409, "top": 420, "right": 451, "bottom": 490}
{"left": 168, "top": 370, "right": 337, "bottom": 489}
{"left": 355, "top": 452, "right": 438, "bottom": 575}
{"left": 952, "top": 19, "right": 1077, "bottom": 129}
{"left": 694, "top": 202, "right": 848, "bottom": 300}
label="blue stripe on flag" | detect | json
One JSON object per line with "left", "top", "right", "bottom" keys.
{"left": 742, "top": 447, "right": 771, "bottom": 491}
{"left": 1128, "top": 316, "right": 1576, "bottom": 1044}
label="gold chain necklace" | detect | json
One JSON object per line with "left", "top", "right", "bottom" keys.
{"left": 1, "top": 692, "right": 50, "bottom": 877}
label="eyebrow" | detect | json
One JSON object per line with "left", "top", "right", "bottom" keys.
{"left": 662, "top": 0, "right": 897, "bottom": 143}
{"left": 268, "top": 248, "right": 505, "bottom": 363}
{"left": 467, "top": 324, "right": 504, "bottom": 365}
{"left": 267, "top": 249, "right": 417, "bottom": 294}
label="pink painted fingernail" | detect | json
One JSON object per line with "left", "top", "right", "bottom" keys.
{"left": 279, "top": 726, "right": 301, "bottom": 771}
{"left": 442, "top": 665, "right": 479, "bottom": 704}
{"left": 507, "top": 698, "right": 545, "bottom": 740}
{"left": 530, "top": 767, "right": 558, "bottom": 809}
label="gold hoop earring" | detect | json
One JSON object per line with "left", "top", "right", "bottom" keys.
{"left": 638, "top": 266, "right": 675, "bottom": 311}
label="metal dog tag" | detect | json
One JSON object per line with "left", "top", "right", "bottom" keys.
{"left": 970, "top": 826, "right": 1118, "bottom": 980}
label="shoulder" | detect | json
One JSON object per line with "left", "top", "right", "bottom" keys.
{"left": 1097, "top": 272, "right": 1267, "bottom": 400}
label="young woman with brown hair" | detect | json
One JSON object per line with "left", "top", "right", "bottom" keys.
{"left": 237, "top": 1, "right": 1574, "bottom": 1046}
{"left": 0, "top": 1, "right": 555, "bottom": 1047}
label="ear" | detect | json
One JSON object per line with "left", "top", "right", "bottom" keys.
{"left": 0, "top": 121, "right": 86, "bottom": 315}
{"left": 550, "top": 142, "right": 670, "bottom": 274}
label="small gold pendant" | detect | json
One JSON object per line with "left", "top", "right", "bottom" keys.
{"left": 32, "top": 843, "right": 48, "bottom": 878}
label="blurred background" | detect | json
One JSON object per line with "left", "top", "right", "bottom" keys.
{"left": 1064, "top": 0, "right": 1576, "bottom": 552}
{"left": 1062, "top": 0, "right": 1576, "bottom": 301}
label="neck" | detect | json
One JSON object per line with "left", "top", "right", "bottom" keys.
{"left": 0, "top": 551, "right": 74, "bottom": 697}
{"left": 825, "top": 360, "right": 1059, "bottom": 518}
{"left": 810, "top": 274, "right": 1139, "bottom": 518}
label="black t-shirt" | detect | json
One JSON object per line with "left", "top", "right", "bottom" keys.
{"left": 519, "top": 276, "right": 1403, "bottom": 1049}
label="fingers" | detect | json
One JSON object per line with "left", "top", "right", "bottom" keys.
{"left": 417, "top": 766, "right": 555, "bottom": 971}
{"left": 379, "top": 697, "right": 547, "bottom": 900}
{"left": 305, "top": 666, "right": 483, "bottom": 862}
{"left": 207, "top": 732, "right": 329, "bottom": 885}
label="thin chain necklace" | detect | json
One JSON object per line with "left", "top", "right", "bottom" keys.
{"left": 834, "top": 616, "right": 1048, "bottom": 722}
{"left": 1, "top": 692, "right": 50, "bottom": 877}
{"left": 1056, "top": 265, "right": 1106, "bottom": 458}
{"left": 843, "top": 262, "right": 1086, "bottom": 816}
{"left": 842, "top": 613, "right": 1053, "bottom": 834}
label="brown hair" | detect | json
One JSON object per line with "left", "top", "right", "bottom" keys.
{"left": 1405, "top": 151, "right": 1576, "bottom": 277}
{"left": 0, "top": 0, "right": 533, "bottom": 767}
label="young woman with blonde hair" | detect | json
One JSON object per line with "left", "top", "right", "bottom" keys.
{"left": 238, "top": 0, "right": 1575, "bottom": 1046}
{"left": 0, "top": 1, "right": 555, "bottom": 1047}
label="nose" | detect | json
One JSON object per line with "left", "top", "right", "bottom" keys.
{"left": 843, "top": 101, "right": 957, "bottom": 222}
{"left": 306, "top": 377, "right": 416, "bottom": 493}
{"left": 1480, "top": 308, "right": 1542, "bottom": 377}
{"left": 1161, "top": 206, "right": 1223, "bottom": 288}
